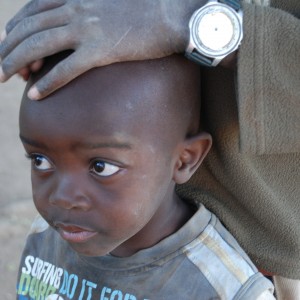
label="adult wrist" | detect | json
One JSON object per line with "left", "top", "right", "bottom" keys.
{"left": 160, "top": 0, "right": 207, "bottom": 54}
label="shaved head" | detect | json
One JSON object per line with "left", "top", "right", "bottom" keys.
{"left": 21, "top": 53, "right": 201, "bottom": 139}
{"left": 20, "top": 54, "right": 202, "bottom": 158}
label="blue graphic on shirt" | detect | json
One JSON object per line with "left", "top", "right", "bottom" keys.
{"left": 17, "top": 255, "right": 148, "bottom": 300}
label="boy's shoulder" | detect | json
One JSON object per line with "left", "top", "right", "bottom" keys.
{"left": 177, "top": 205, "right": 274, "bottom": 299}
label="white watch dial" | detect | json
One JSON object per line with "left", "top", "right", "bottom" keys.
{"left": 186, "top": 1, "right": 243, "bottom": 66}
{"left": 198, "top": 12, "right": 233, "bottom": 50}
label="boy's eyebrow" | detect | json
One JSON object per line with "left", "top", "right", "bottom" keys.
{"left": 19, "top": 134, "right": 132, "bottom": 150}
{"left": 19, "top": 134, "right": 48, "bottom": 149}
{"left": 75, "top": 141, "right": 132, "bottom": 150}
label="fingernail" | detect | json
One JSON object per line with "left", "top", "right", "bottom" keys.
{"left": 28, "top": 86, "right": 41, "bottom": 100}
{"left": 0, "top": 30, "right": 7, "bottom": 42}
{"left": 0, "top": 66, "right": 6, "bottom": 82}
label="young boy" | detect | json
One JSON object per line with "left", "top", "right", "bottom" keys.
{"left": 16, "top": 53, "right": 274, "bottom": 299}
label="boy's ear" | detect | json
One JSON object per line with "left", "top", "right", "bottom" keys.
{"left": 173, "top": 132, "right": 212, "bottom": 184}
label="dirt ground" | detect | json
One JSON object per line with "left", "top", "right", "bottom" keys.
{"left": 0, "top": 1, "right": 38, "bottom": 299}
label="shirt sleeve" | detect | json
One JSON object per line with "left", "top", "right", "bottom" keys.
{"left": 256, "top": 290, "right": 276, "bottom": 300}
{"left": 237, "top": 1, "right": 300, "bottom": 154}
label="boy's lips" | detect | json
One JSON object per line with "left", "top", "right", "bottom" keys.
{"left": 55, "top": 223, "right": 98, "bottom": 243}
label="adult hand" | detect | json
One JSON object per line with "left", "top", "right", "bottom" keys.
{"left": 0, "top": 0, "right": 205, "bottom": 100}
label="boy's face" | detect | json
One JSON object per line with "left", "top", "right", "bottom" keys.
{"left": 19, "top": 62, "right": 187, "bottom": 257}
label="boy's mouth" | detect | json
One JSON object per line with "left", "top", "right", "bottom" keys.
{"left": 55, "top": 223, "right": 98, "bottom": 243}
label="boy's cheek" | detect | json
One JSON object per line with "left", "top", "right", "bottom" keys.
{"left": 31, "top": 180, "right": 51, "bottom": 213}
{"left": 32, "top": 192, "right": 47, "bottom": 216}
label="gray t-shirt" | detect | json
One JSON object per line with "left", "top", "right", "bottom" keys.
{"left": 16, "top": 204, "right": 274, "bottom": 299}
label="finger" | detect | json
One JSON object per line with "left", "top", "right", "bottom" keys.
{"left": 18, "top": 67, "right": 31, "bottom": 81}
{"left": 0, "top": 31, "right": 7, "bottom": 43}
{"left": 16, "top": 59, "right": 44, "bottom": 81}
{"left": 28, "top": 51, "right": 102, "bottom": 100}
{"left": 0, "top": 7, "right": 70, "bottom": 60}
{"left": 29, "top": 59, "right": 44, "bottom": 72}
{"left": 5, "top": 0, "right": 67, "bottom": 36}
{"left": 0, "top": 26, "right": 76, "bottom": 82}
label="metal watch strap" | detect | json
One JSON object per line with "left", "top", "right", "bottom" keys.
{"left": 220, "top": 0, "right": 241, "bottom": 11}
{"left": 187, "top": 0, "right": 241, "bottom": 67}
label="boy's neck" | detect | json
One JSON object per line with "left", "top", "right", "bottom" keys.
{"left": 110, "top": 193, "right": 194, "bottom": 257}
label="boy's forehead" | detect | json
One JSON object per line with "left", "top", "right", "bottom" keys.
{"left": 20, "top": 59, "right": 180, "bottom": 139}
{"left": 22, "top": 56, "right": 194, "bottom": 121}
{"left": 20, "top": 55, "right": 200, "bottom": 143}
{"left": 24, "top": 58, "right": 175, "bottom": 111}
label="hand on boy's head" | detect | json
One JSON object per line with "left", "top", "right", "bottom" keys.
{"left": 0, "top": 0, "right": 207, "bottom": 100}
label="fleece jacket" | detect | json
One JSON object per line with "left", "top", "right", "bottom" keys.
{"left": 177, "top": 0, "right": 300, "bottom": 279}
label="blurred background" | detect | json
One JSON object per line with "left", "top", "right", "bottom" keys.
{"left": 0, "top": 1, "right": 37, "bottom": 298}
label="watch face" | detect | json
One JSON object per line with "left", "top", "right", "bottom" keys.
{"left": 190, "top": 2, "right": 243, "bottom": 57}
{"left": 198, "top": 11, "right": 233, "bottom": 51}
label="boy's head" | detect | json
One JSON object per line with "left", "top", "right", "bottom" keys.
{"left": 19, "top": 54, "right": 211, "bottom": 257}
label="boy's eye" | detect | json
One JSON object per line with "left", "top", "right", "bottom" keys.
{"left": 27, "top": 154, "right": 52, "bottom": 171}
{"left": 91, "top": 160, "right": 120, "bottom": 177}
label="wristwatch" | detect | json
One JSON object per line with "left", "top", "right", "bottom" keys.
{"left": 185, "top": 0, "right": 243, "bottom": 66}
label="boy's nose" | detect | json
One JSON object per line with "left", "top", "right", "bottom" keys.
{"left": 49, "top": 174, "right": 91, "bottom": 211}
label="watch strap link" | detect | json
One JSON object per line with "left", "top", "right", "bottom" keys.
{"left": 186, "top": 0, "right": 241, "bottom": 67}
{"left": 220, "top": 0, "right": 241, "bottom": 11}
{"left": 187, "top": 50, "right": 216, "bottom": 66}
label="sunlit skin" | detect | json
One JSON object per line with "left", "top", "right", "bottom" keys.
{"left": 19, "top": 54, "right": 211, "bottom": 257}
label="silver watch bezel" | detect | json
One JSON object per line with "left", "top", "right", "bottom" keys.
{"left": 186, "top": 0, "right": 243, "bottom": 66}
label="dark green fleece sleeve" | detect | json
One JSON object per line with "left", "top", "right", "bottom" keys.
{"left": 237, "top": 1, "right": 300, "bottom": 154}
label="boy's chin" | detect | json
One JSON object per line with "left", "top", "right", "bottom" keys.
{"left": 69, "top": 243, "right": 111, "bottom": 257}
